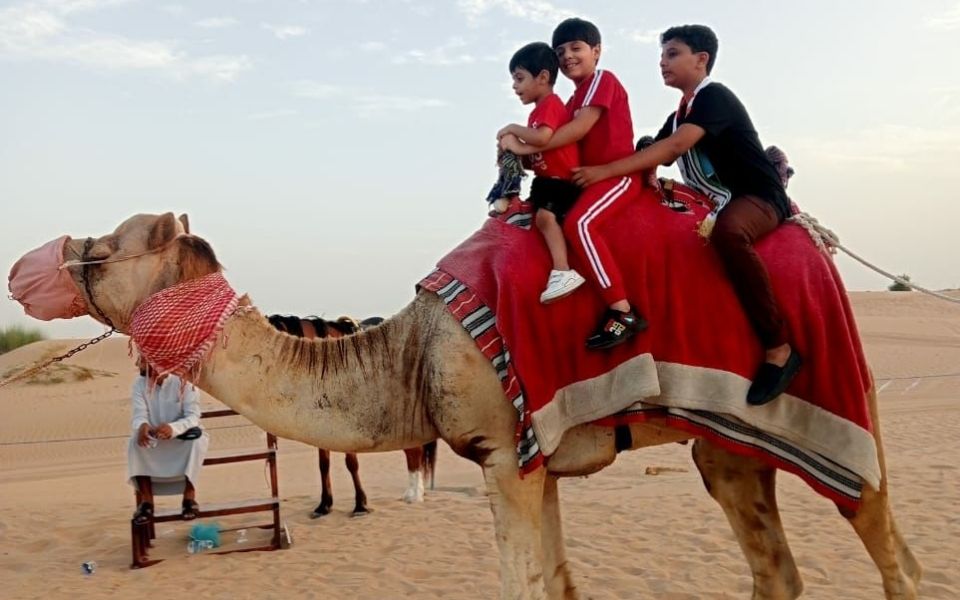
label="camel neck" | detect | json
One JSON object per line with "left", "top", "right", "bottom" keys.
{"left": 194, "top": 299, "right": 440, "bottom": 452}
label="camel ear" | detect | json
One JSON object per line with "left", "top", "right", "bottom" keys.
{"left": 178, "top": 213, "right": 190, "bottom": 234}
{"left": 148, "top": 213, "right": 180, "bottom": 249}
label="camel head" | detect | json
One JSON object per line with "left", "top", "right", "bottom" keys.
{"left": 9, "top": 213, "right": 221, "bottom": 333}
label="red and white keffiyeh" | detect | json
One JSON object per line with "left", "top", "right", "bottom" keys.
{"left": 130, "top": 272, "right": 239, "bottom": 380}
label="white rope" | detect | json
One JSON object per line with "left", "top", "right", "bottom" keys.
{"left": 875, "top": 372, "right": 960, "bottom": 381}
{"left": 789, "top": 212, "right": 960, "bottom": 305}
{"left": 58, "top": 235, "right": 184, "bottom": 270}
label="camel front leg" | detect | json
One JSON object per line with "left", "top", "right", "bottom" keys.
{"left": 483, "top": 453, "right": 548, "bottom": 600}
{"left": 311, "top": 448, "right": 334, "bottom": 518}
{"left": 692, "top": 439, "right": 803, "bottom": 600}
{"left": 541, "top": 474, "right": 578, "bottom": 600}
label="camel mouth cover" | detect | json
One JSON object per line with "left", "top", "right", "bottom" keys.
{"left": 8, "top": 235, "right": 89, "bottom": 321}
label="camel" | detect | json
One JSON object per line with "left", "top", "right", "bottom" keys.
{"left": 40, "top": 212, "right": 920, "bottom": 600}
{"left": 266, "top": 313, "right": 437, "bottom": 515}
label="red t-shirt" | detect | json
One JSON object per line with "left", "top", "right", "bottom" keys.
{"left": 526, "top": 94, "right": 579, "bottom": 180}
{"left": 566, "top": 69, "right": 634, "bottom": 166}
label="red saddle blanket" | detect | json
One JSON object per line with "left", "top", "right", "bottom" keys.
{"left": 420, "top": 182, "right": 879, "bottom": 509}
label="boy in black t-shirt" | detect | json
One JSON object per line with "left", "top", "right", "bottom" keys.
{"left": 571, "top": 24, "right": 801, "bottom": 406}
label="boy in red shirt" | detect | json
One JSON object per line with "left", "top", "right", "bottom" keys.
{"left": 497, "top": 42, "right": 586, "bottom": 303}
{"left": 500, "top": 18, "right": 645, "bottom": 349}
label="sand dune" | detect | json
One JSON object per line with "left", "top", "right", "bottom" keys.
{"left": 1, "top": 291, "right": 958, "bottom": 599}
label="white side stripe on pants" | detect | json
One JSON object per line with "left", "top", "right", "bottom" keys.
{"left": 577, "top": 176, "right": 632, "bottom": 289}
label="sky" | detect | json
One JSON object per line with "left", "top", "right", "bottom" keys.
{"left": 2, "top": 0, "right": 959, "bottom": 339}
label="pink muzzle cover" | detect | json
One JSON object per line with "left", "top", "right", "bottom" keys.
{"left": 8, "top": 235, "right": 89, "bottom": 321}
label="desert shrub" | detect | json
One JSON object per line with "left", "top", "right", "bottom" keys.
{"left": 0, "top": 325, "right": 46, "bottom": 354}
{"left": 888, "top": 275, "right": 912, "bottom": 292}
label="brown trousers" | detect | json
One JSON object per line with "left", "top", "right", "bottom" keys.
{"left": 712, "top": 195, "right": 788, "bottom": 349}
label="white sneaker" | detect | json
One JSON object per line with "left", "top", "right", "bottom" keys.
{"left": 540, "top": 269, "right": 586, "bottom": 304}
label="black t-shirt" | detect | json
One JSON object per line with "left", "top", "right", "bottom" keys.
{"left": 656, "top": 82, "right": 790, "bottom": 220}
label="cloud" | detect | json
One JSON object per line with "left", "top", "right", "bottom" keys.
{"left": 458, "top": 0, "right": 574, "bottom": 25}
{"left": 262, "top": 23, "right": 308, "bottom": 40}
{"left": 291, "top": 80, "right": 345, "bottom": 99}
{"left": 359, "top": 41, "right": 386, "bottom": 52}
{"left": 797, "top": 125, "right": 960, "bottom": 170}
{"left": 932, "top": 85, "right": 960, "bottom": 117}
{"left": 622, "top": 27, "right": 663, "bottom": 44}
{"left": 55, "top": 0, "right": 135, "bottom": 15}
{"left": 355, "top": 94, "right": 447, "bottom": 115}
{"left": 0, "top": 5, "right": 66, "bottom": 40}
{"left": 160, "top": 4, "right": 185, "bottom": 17}
{"left": 0, "top": 1, "right": 251, "bottom": 81}
{"left": 186, "top": 54, "right": 252, "bottom": 81}
{"left": 925, "top": 3, "right": 960, "bottom": 29}
{"left": 290, "top": 79, "right": 447, "bottom": 116}
{"left": 392, "top": 36, "right": 476, "bottom": 66}
{"left": 194, "top": 16, "right": 238, "bottom": 29}
{"left": 399, "top": 0, "right": 435, "bottom": 18}
{"left": 247, "top": 108, "right": 298, "bottom": 120}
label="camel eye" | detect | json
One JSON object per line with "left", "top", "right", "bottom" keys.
{"left": 85, "top": 235, "right": 119, "bottom": 260}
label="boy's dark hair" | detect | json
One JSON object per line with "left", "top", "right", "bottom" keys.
{"left": 552, "top": 18, "right": 601, "bottom": 49}
{"left": 660, "top": 25, "right": 719, "bottom": 74}
{"left": 509, "top": 42, "right": 559, "bottom": 85}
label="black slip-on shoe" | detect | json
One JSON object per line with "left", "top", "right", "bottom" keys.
{"left": 747, "top": 350, "right": 803, "bottom": 406}
{"left": 586, "top": 309, "right": 647, "bottom": 350}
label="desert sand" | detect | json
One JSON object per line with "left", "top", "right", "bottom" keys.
{"left": 1, "top": 291, "right": 958, "bottom": 599}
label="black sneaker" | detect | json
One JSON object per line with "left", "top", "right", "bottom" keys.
{"left": 585, "top": 309, "right": 647, "bottom": 350}
{"left": 747, "top": 350, "right": 802, "bottom": 406}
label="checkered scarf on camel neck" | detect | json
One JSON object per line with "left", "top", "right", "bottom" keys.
{"left": 130, "top": 271, "right": 240, "bottom": 381}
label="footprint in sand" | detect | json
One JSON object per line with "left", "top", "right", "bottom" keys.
{"left": 644, "top": 466, "right": 689, "bottom": 476}
{"left": 432, "top": 485, "right": 482, "bottom": 496}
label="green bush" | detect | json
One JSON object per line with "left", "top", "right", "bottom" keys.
{"left": 888, "top": 274, "right": 912, "bottom": 292}
{"left": 0, "top": 325, "right": 47, "bottom": 354}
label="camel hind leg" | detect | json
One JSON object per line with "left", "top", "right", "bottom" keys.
{"left": 692, "top": 439, "right": 803, "bottom": 600}
{"left": 402, "top": 446, "right": 425, "bottom": 503}
{"left": 842, "top": 386, "right": 921, "bottom": 599}
{"left": 344, "top": 452, "right": 369, "bottom": 516}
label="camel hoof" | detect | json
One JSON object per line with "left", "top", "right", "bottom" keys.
{"left": 403, "top": 472, "right": 425, "bottom": 503}
{"left": 402, "top": 489, "right": 424, "bottom": 503}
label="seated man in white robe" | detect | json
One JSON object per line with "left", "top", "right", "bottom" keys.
{"left": 128, "top": 358, "right": 209, "bottom": 524}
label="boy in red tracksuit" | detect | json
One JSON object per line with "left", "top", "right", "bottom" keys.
{"left": 500, "top": 18, "right": 645, "bottom": 350}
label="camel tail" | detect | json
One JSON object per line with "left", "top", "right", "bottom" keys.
{"left": 421, "top": 440, "right": 438, "bottom": 490}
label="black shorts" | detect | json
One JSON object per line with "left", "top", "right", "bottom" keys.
{"left": 529, "top": 176, "right": 581, "bottom": 222}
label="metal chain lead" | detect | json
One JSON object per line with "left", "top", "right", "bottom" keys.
{"left": 0, "top": 238, "right": 118, "bottom": 388}
{"left": 0, "top": 328, "right": 115, "bottom": 388}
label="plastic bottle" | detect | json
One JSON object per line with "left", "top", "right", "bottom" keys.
{"left": 187, "top": 539, "right": 215, "bottom": 554}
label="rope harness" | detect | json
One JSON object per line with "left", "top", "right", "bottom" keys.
{"left": 789, "top": 212, "right": 960, "bottom": 305}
